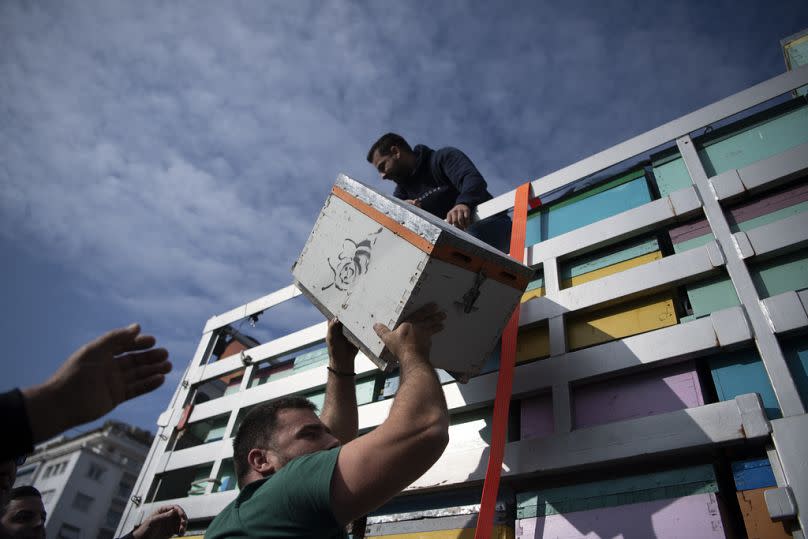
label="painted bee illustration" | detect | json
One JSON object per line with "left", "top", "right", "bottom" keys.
{"left": 322, "top": 228, "right": 382, "bottom": 291}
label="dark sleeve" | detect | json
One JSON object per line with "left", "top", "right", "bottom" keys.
{"left": 434, "top": 147, "right": 493, "bottom": 209}
{"left": 393, "top": 184, "right": 407, "bottom": 200}
{"left": 0, "top": 389, "right": 35, "bottom": 460}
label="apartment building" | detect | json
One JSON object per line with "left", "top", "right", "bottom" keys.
{"left": 14, "top": 421, "right": 151, "bottom": 539}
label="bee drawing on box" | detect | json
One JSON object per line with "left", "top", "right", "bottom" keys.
{"left": 322, "top": 228, "right": 383, "bottom": 291}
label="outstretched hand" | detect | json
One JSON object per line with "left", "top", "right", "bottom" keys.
{"left": 373, "top": 303, "right": 446, "bottom": 364}
{"left": 23, "top": 324, "right": 171, "bottom": 443}
{"left": 133, "top": 505, "right": 188, "bottom": 539}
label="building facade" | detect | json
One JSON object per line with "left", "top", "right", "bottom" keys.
{"left": 118, "top": 64, "right": 808, "bottom": 538}
{"left": 15, "top": 421, "right": 151, "bottom": 539}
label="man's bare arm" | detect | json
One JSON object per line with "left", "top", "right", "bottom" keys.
{"left": 330, "top": 304, "right": 450, "bottom": 525}
{"left": 319, "top": 319, "right": 359, "bottom": 444}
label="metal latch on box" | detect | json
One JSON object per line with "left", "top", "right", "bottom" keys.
{"left": 457, "top": 271, "right": 486, "bottom": 314}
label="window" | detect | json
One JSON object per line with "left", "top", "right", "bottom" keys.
{"left": 117, "top": 472, "right": 137, "bottom": 498}
{"left": 15, "top": 464, "right": 36, "bottom": 485}
{"left": 87, "top": 462, "right": 106, "bottom": 481}
{"left": 117, "top": 481, "right": 133, "bottom": 498}
{"left": 40, "top": 489, "right": 56, "bottom": 505}
{"left": 105, "top": 508, "right": 123, "bottom": 528}
{"left": 57, "top": 523, "right": 81, "bottom": 539}
{"left": 72, "top": 492, "right": 94, "bottom": 512}
{"left": 44, "top": 461, "right": 68, "bottom": 478}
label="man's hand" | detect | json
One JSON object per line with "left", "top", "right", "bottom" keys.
{"left": 404, "top": 199, "right": 422, "bottom": 208}
{"left": 445, "top": 203, "right": 471, "bottom": 230}
{"left": 326, "top": 318, "right": 359, "bottom": 371}
{"left": 132, "top": 505, "right": 187, "bottom": 539}
{"left": 23, "top": 324, "right": 171, "bottom": 443}
{"left": 373, "top": 303, "right": 446, "bottom": 364}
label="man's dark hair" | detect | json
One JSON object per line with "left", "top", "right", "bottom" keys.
{"left": 367, "top": 132, "right": 412, "bottom": 162}
{"left": 232, "top": 396, "right": 317, "bottom": 486}
{"left": 9, "top": 485, "right": 41, "bottom": 500}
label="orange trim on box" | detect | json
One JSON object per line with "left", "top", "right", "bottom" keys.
{"left": 332, "top": 186, "right": 434, "bottom": 254}
{"left": 431, "top": 244, "right": 530, "bottom": 290}
{"left": 332, "top": 186, "right": 528, "bottom": 290}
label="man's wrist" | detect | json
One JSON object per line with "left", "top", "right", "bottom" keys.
{"left": 130, "top": 524, "right": 146, "bottom": 539}
{"left": 327, "top": 352, "right": 356, "bottom": 371}
{"left": 397, "top": 350, "right": 430, "bottom": 370}
{"left": 327, "top": 365, "right": 356, "bottom": 377}
{"left": 455, "top": 202, "right": 474, "bottom": 214}
{"left": 22, "top": 383, "right": 66, "bottom": 443}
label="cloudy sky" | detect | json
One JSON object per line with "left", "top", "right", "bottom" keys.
{"left": 2, "top": 1, "right": 806, "bottom": 434}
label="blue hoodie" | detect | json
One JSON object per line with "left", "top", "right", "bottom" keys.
{"left": 392, "top": 144, "right": 493, "bottom": 220}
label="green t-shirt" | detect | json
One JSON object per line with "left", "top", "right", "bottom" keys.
{"left": 205, "top": 447, "right": 348, "bottom": 538}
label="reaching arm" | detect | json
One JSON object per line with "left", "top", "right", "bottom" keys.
{"left": 21, "top": 324, "right": 171, "bottom": 446}
{"left": 319, "top": 319, "right": 359, "bottom": 444}
{"left": 436, "top": 147, "right": 492, "bottom": 230}
{"left": 436, "top": 147, "right": 492, "bottom": 208}
{"left": 330, "top": 304, "right": 450, "bottom": 525}
{"left": 130, "top": 505, "right": 187, "bottom": 539}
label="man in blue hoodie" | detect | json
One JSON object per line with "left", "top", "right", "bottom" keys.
{"left": 367, "top": 133, "right": 511, "bottom": 251}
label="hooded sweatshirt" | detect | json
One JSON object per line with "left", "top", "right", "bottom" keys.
{"left": 392, "top": 144, "right": 493, "bottom": 220}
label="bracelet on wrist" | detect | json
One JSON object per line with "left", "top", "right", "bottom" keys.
{"left": 327, "top": 365, "right": 356, "bottom": 377}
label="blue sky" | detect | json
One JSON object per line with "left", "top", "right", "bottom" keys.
{"left": 1, "top": 1, "right": 806, "bottom": 435}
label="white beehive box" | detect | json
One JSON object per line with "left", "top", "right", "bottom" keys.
{"left": 292, "top": 174, "right": 533, "bottom": 382}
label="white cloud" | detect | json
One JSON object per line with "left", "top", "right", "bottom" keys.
{"left": 2, "top": 0, "right": 806, "bottom": 429}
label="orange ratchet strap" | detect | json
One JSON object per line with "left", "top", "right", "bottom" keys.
{"left": 474, "top": 182, "right": 539, "bottom": 539}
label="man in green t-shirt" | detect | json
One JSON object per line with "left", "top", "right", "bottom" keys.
{"left": 205, "top": 304, "right": 450, "bottom": 538}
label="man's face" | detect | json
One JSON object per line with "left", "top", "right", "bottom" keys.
{"left": 269, "top": 408, "right": 340, "bottom": 469}
{"left": 371, "top": 147, "right": 409, "bottom": 183}
{"left": 0, "top": 496, "right": 46, "bottom": 539}
{"left": 0, "top": 460, "right": 16, "bottom": 508}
